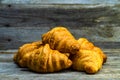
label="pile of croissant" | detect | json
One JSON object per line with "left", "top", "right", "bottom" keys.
{"left": 14, "top": 26, "right": 107, "bottom": 74}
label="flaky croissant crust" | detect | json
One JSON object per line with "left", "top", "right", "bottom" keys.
{"left": 71, "top": 49, "right": 103, "bottom": 74}
{"left": 78, "top": 38, "right": 107, "bottom": 63}
{"left": 14, "top": 41, "right": 72, "bottom": 73}
{"left": 70, "top": 38, "right": 107, "bottom": 74}
{"left": 42, "top": 27, "right": 80, "bottom": 54}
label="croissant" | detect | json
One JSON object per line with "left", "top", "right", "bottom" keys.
{"left": 78, "top": 38, "right": 107, "bottom": 63}
{"left": 14, "top": 41, "right": 72, "bottom": 73}
{"left": 71, "top": 49, "right": 103, "bottom": 74}
{"left": 93, "top": 47, "right": 107, "bottom": 63}
{"left": 70, "top": 38, "right": 107, "bottom": 74}
{"left": 42, "top": 27, "right": 80, "bottom": 54}
{"left": 77, "top": 38, "right": 94, "bottom": 50}
{"left": 14, "top": 41, "right": 42, "bottom": 67}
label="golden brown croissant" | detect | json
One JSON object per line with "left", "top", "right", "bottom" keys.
{"left": 14, "top": 41, "right": 42, "bottom": 67}
{"left": 42, "top": 27, "right": 80, "bottom": 54}
{"left": 78, "top": 38, "right": 107, "bottom": 63}
{"left": 70, "top": 38, "right": 107, "bottom": 74}
{"left": 14, "top": 41, "right": 72, "bottom": 73}
{"left": 71, "top": 49, "right": 103, "bottom": 74}
{"left": 93, "top": 47, "right": 107, "bottom": 63}
{"left": 78, "top": 38, "right": 94, "bottom": 50}
{"left": 27, "top": 44, "right": 72, "bottom": 73}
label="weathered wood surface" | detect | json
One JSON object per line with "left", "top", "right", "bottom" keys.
{"left": 0, "top": 4, "right": 120, "bottom": 49}
{"left": 0, "top": 49, "right": 120, "bottom": 80}
{"left": 0, "top": 4, "right": 120, "bottom": 28}
{"left": 1, "top": 0, "right": 120, "bottom": 4}
{"left": 0, "top": 1, "right": 120, "bottom": 79}
{"left": 0, "top": 27, "right": 120, "bottom": 50}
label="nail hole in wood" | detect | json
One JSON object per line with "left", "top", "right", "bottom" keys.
{"left": 7, "top": 39, "right": 12, "bottom": 42}
{"left": 7, "top": 4, "right": 12, "bottom": 8}
{"left": 4, "top": 24, "right": 10, "bottom": 27}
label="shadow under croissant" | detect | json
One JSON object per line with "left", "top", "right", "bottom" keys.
{"left": 20, "top": 68, "right": 72, "bottom": 74}
{"left": 21, "top": 66, "right": 101, "bottom": 74}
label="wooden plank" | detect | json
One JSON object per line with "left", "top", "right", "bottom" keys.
{"left": 0, "top": 4, "right": 120, "bottom": 49}
{"left": 0, "top": 27, "right": 120, "bottom": 49}
{"left": 0, "top": 4, "right": 120, "bottom": 28}
{"left": 0, "top": 49, "right": 120, "bottom": 80}
{"left": 1, "top": 0, "right": 120, "bottom": 4}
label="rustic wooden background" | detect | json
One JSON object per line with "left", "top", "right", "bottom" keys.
{"left": 0, "top": 0, "right": 120, "bottom": 80}
{"left": 0, "top": 0, "right": 120, "bottom": 50}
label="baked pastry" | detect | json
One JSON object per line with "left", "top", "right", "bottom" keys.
{"left": 14, "top": 41, "right": 42, "bottom": 67}
{"left": 71, "top": 49, "right": 103, "bottom": 74}
{"left": 78, "top": 38, "right": 107, "bottom": 63}
{"left": 42, "top": 26, "right": 80, "bottom": 54}
{"left": 14, "top": 41, "right": 72, "bottom": 73}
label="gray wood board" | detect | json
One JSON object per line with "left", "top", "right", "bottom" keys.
{"left": 0, "top": 4, "right": 120, "bottom": 49}
{"left": 0, "top": 27, "right": 120, "bottom": 49}
{"left": 0, "top": 4, "right": 120, "bottom": 28}
{"left": 1, "top": 0, "right": 120, "bottom": 4}
{"left": 0, "top": 49, "right": 120, "bottom": 80}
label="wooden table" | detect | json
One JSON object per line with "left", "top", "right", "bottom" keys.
{"left": 0, "top": 49, "right": 120, "bottom": 80}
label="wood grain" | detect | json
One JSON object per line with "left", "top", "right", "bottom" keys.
{"left": 0, "top": 49, "right": 120, "bottom": 80}
{"left": 1, "top": 0, "right": 120, "bottom": 4}
{"left": 0, "top": 27, "right": 120, "bottom": 49}
{"left": 0, "top": 1, "right": 120, "bottom": 80}
{"left": 0, "top": 4, "right": 120, "bottom": 49}
{"left": 0, "top": 4, "right": 120, "bottom": 28}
